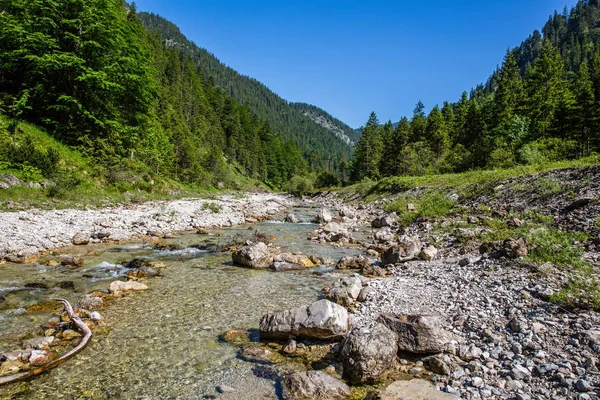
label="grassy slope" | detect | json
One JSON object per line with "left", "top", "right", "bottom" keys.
{"left": 0, "top": 115, "right": 265, "bottom": 210}
{"left": 336, "top": 157, "right": 600, "bottom": 310}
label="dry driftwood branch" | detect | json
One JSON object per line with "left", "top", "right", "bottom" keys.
{"left": 0, "top": 298, "right": 92, "bottom": 386}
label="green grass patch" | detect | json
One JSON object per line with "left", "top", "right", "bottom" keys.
{"left": 527, "top": 228, "right": 589, "bottom": 269}
{"left": 550, "top": 278, "right": 600, "bottom": 310}
{"left": 385, "top": 190, "right": 457, "bottom": 225}
{"left": 345, "top": 156, "right": 600, "bottom": 199}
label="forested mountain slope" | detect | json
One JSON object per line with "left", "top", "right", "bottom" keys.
{"left": 351, "top": 0, "right": 600, "bottom": 182}
{"left": 139, "top": 12, "right": 354, "bottom": 170}
{"left": 0, "top": 0, "right": 309, "bottom": 193}
{"left": 290, "top": 102, "right": 361, "bottom": 146}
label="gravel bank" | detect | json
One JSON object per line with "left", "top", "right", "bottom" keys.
{"left": 0, "top": 193, "right": 292, "bottom": 260}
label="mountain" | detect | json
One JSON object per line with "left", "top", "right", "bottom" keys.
{"left": 290, "top": 103, "right": 361, "bottom": 146}
{"left": 138, "top": 12, "right": 354, "bottom": 170}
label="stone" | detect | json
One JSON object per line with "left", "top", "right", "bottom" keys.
{"left": 375, "top": 379, "right": 459, "bottom": 399}
{"left": 336, "top": 255, "right": 371, "bottom": 270}
{"left": 0, "top": 174, "right": 22, "bottom": 187}
{"left": 503, "top": 238, "right": 528, "bottom": 259}
{"left": 324, "top": 276, "right": 363, "bottom": 307}
{"left": 61, "top": 329, "right": 82, "bottom": 340}
{"left": 22, "top": 336, "right": 54, "bottom": 350}
{"left": 323, "top": 222, "right": 345, "bottom": 234}
{"left": 375, "top": 228, "right": 395, "bottom": 243}
{"left": 273, "top": 253, "right": 315, "bottom": 268}
{"left": 72, "top": 232, "right": 90, "bottom": 245}
{"left": 361, "top": 264, "right": 389, "bottom": 278}
{"left": 378, "top": 314, "right": 450, "bottom": 354}
{"left": 426, "top": 354, "right": 454, "bottom": 375}
{"left": 217, "top": 385, "right": 236, "bottom": 394}
{"left": 282, "top": 371, "right": 350, "bottom": 400}
{"left": 471, "top": 377, "right": 484, "bottom": 387}
{"left": 60, "top": 256, "right": 85, "bottom": 268}
{"left": 419, "top": 245, "right": 438, "bottom": 261}
{"left": 126, "top": 266, "right": 161, "bottom": 280}
{"left": 29, "top": 350, "right": 51, "bottom": 367}
{"left": 341, "top": 324, "right": 398, "bottom": 384}
{"left": 372, "top": 214, "right": 397, "bottom": 229}
{"left": 283, "top": 339, "right": 297, "bottom": 354}
{"left": 285, "top": 213, "right": 300, "bottom": 223}
{"left": 259, "top": 299, "right": 350, "bottom": 341}
{"left": 0, "top": 360, "right": 27, "bottom": 377}
{"left": 576, "top": 379, "right": 592, "bottom": 392}
{"left": 270, "top": 262, "right": 306, "bottom": 272}
{"left": 240, "top": 346, "right": 278, "bottom": 363}
{"left": 315, "top": 209, "right": 333, "bottom": 223}
{"left": 89, "top": 311, "right": 102, "bottom": 321}
{"left": 76, "top": 294, "right": 104, "bottom": 311}
{"left": 358, "top": 286, "right": 376, "bottom": 302}
{"left": 232, "top": 241, "right": 272, "bottom": 269}
{"left": 109, "top": 280, "right": 148, "bottom": 294}
{"left": 381, "top": 236, "right": 422, "bottom": 264}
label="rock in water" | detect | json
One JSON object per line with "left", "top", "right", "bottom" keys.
{"left": 76, "top": 294, "right": 104, "bottom": 311}
{"left": 29, "top": 350, "right": 51, "bottom": 367}
{"left": 232, "top": 241, "right": 272, "bottom": 269}
{"left": 378, "top": 314, "right": 450, "bottom": 354}
{"left": 60, "top": 256, "right": 85, "bottom": 268}
{"left": 273, "top": 253, "right": 315, "bottom": 267}
{"left": 282, "top": 371, "right": 351, "bottom": 400}
{"left": 341, "top": 324, "right": 398, "bottom": 384}
{"left": 315, "top": 209, "right": 333, "bottom": 223}
{"left": 336, "top": 255, "right": 371, "bottom": 270}
{"left": 375, "top": 379, "right": 458, "bottom": 399}
{"left": 109, "top": 280, "right": 148, "bottom": 295}
{"left": 259, "top": 299, "right": 349, "bottom": 340}
{"left": 270, "top": 262, "right": 306, "bottom": 272}
{"left": 322, "top": 222, "right": 345, "bottom": 234}
{"left": 285, "top": 213, "right": 300, "bottom": 223}
{"left": 381, "top": 236, "right": 422, "bottom": 264}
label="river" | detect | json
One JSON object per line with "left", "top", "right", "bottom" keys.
{"left": 0, "top": 205, "right": 363, "bottom": 399}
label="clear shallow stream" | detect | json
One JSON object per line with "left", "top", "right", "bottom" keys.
{"left": 0, "top": 206, "right": 363, "bottom": 399}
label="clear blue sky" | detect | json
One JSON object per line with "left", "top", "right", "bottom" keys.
{"left": 134, "top": 0, "right": 578, "bottom": 128}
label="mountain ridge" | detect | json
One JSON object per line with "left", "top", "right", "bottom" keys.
{"left": 139, "top": 12, "right": 355, "bottom": 169}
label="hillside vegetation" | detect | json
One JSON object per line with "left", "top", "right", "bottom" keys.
{"left": 138, "top": 12, "right": 354, "bottom": 172}
{"left": 350, "top": 0, "right": 600, "bottom": 183}
{"left": 0, "top": 0, "right": 321, "bottom": 199}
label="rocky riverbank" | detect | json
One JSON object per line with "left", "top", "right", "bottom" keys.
{"left": 231, "top": 166, "right": 600, "bottom": 400}
{"left": 0, "top": 193, "right": 291, "bottom": 263}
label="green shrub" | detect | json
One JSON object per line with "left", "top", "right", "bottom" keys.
{"left": 518, "top": 138, "right": 578, "bottom": 165}
{"left": 286, "top": 175, "right": 314, "bottom": 196}
{"left": 314, "top": 171, "right": 340, "bottom": 188}
{"left": 201, "top": 201, "right": 222, "bottom": 213}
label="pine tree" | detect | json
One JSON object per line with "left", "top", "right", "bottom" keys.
{"left": 574, "top": 62, "right": 596, "bottom": 155}
{"left": 523, "top": 39, "right": 570, "bottom": 139}
{"left": 351, "top": 112, "right": 383, "bottom": 181}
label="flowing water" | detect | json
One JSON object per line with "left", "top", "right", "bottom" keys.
{"left": 0, "top": 206, "right": 364, "bottom": 399}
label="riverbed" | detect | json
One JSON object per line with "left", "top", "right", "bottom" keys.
{"left": 0, "top": 205, "right": 363, "bottom": 399}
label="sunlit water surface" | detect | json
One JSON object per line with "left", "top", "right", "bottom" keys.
{"left": 0, "top": 206, "right": 365, "bottom": 399}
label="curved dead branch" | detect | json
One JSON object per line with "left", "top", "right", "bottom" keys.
{"left": 0, "top": 298, "right": 92, "bottom": 386}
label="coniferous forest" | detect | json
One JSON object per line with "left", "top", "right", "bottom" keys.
{"left": 351, "top": 0, "right": 600, "bottom": 182}
{"left": 0, "top": 0, "right": 351, "bottom": 193}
